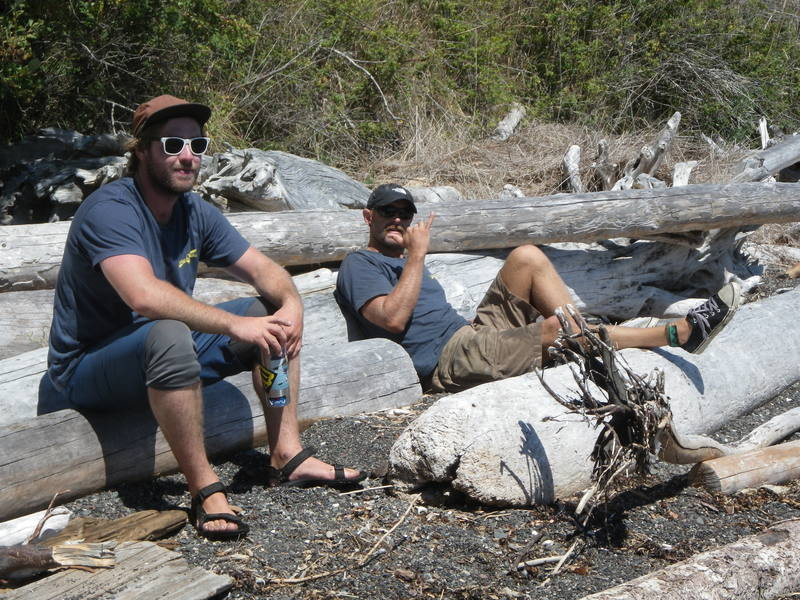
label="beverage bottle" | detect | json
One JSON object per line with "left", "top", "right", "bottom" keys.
{"left": 259, "top": 351, "right": 289, "bottom": 407}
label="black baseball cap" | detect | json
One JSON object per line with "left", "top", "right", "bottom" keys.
{"left": 367, "top": 184, "right": 417, "bottom": 213}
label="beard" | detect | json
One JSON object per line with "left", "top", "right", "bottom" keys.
{"left": 141, "top": 158, "right": 198, "bottom": 195}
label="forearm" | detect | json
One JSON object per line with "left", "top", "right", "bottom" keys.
{"left": 374, "top": 254, "right": 426, "bottom": 332}
{"left": 133, "top": 278, "right": 241, "bottom": 336}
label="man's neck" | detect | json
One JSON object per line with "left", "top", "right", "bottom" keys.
{"left": 134, "top": 174, "right": 179, "bottom": 225}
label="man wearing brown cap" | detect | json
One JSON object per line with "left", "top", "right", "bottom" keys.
{"left": 336, "top": 183, "right": 740, "bottom": 392}
{"left": 44, "top": 95, "right": 366, "bottom": 541}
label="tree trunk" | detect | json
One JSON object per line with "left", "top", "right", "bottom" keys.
{"left": 578, "top": 519, "right": 800, "bottom": 600}
{"left": 3, "top": 182, "right": 799, "bottom": 292}
{"left": 0, "top": 338, "right": 419, "bottom": 523}
{"left": 387, "top": 289, "right": 800, "bottom": 506}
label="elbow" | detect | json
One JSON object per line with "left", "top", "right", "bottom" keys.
{"left": 383, "top": 318, "right": 408, "bottom": 334}
{"left": 124, "top": 290, "right": 159, "bottom": 318}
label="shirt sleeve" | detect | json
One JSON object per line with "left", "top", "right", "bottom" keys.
{"left": 75, "top": 200, "right": 148, "bottom": 268}
{"left": 336, "top": 252, "right": 395, "bottom": 314}
{"left": 197, "top": 200, "right": 250, "bottom": 267}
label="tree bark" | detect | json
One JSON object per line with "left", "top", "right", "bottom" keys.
{"left": 3, "top": 182, "right": 800, "bottom": 292}
{"left": 578, "top": 519, "right": 800, "bottom": 600}
{"left": 732, "top": 134, "right": 800, "bottom": 183}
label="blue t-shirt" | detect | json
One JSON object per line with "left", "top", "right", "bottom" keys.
{"left": 335, "top": 250, "right": 468, "bottom": 377}
{"left": 47, "top": 177, "right": 250, "bottom": 390}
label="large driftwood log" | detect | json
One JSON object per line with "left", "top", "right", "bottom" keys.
{"left": 0, "top": 338, "right": 419, "bottom": 522}
{"left": 688, "top": 440, "right": 800, "bottom": 494}
{"left": 198, "top": 148, "right": 370, "bottom": 212}
{"left": 579, "top": 519, "right": 800, "bottom": 600}
{"left": 387, "top": 289, "right": 800, "bottom": 506}
{"left": 0, "top": 237, "right": 758, "bottom": 362}
{"left": 732, "top": 134, "right": 800, "bottom": 183}
{"left": 3, "top": 182, "right": 799, "bottom": 292}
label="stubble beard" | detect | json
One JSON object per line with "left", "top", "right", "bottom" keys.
{"left": 144, "top": 159, "right": 198, "bottom": 196}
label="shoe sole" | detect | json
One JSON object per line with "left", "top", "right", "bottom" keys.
{"left": 691, "top": 281, "right": 741, "bottom": 355}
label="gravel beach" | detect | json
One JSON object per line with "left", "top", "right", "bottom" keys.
{"left": 12, "top": 269, "right": 800, "bottom": 600}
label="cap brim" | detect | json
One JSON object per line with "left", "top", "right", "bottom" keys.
{"left": 142, "top": 103, "right": 211, "bottom": 132}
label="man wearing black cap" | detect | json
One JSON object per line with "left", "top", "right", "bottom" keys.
{"left": 336, "top": 183, "right": 740, "bottom": 392}
{"left": 44, "top": 94, "right": 366, "bottom": 541}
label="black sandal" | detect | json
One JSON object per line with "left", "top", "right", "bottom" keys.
{"left": 190, "top": 481, "right": 249, "bottom": 541}
{"left": 267, "top": 447, "right": 368, "bottom": 489}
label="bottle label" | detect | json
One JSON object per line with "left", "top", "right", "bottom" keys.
{"left": 259, "top": 364, "right": 277, "bottom": 391}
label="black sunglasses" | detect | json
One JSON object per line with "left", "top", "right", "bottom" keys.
{"left": 375, "top": 206, "right": 414, "bottom": 220}
{"left": 157, "top": 136, "right": 210, "bottom": 156}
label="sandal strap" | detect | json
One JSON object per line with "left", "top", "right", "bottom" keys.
{"left": 333, "top": 465, "right": 345, "bottom": 481}
{"left": 279, "top": 446, "right": 317, "bottom": 478}
{"left": 195, "top": 481, "right": 228, "bottom": 504}
{"left": 199, "top": 512, "right": 246, "bottom": 527}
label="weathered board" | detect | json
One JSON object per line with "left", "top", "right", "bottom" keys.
{"left": 4, "top": 541, "right": 231, "bottom": 600}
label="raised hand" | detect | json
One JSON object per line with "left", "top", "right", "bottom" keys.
{"left": 403, "top": 213, "right": 436, "bottom": 260}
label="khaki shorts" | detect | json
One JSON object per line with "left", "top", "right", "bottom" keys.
{"left": 431, "top": 273, "right": 542, "bottom": 393}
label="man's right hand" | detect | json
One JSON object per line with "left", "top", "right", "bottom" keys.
{"left": 403, "top": 213, "right": 435, "bottom": 260}
{"left": 228, "top": 315, "right": 292, "bottom": 357}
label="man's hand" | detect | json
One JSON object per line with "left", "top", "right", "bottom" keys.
{"left": 403, "top": 213, "right": 435, "bottom": 260}
{"left": 228, "top": 314, "right": 292, "bottom": 358}
{"left": 273, "top": 301, "right": 303, "bottom": 358}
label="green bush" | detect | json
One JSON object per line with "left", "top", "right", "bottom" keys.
{"left": 3, "top": 0, "right": 799, "bottom": 161}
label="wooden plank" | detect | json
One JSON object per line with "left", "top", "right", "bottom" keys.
{"left": 5, "top": 541, "right": 231, "bottom": 600}
{"left": 4, "top": 182, "right": 800, "bottom": 291}
{"left": 0, "top": 338, "right": 420, "bottom": 522}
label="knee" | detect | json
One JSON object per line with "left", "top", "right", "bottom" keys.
{"left": 144, "top": 320, "right": 200, "bottom": 389}
{"left": 508, "top": 244, "right": 551, "bottom": 273}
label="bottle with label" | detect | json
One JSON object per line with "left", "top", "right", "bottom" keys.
{"left": 259, "top": 351, "right": 289, "bottom": 407}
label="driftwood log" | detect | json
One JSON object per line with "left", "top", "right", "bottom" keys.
{"left": 578, "top": 519, "right": 800, "bottom": 600}
{"left": 688, "top": 440, "right": 800, "bottom": 494}
{"left": 3, "top": 181, "right": 800, "bottom": 292}
{"left": 732, "top": 133, "right": 800, "bottom": 183}
{"left": 0, "top": 337, "right": 419, "bottom": 523}
{"left": 0, "top": 238, "right": 756, "bottom": 362}
{"left": 387, "top": 288, "right": 800, "bottom": 506}
{"left": 0, "top": 508, "right": 71, "bottom": 548}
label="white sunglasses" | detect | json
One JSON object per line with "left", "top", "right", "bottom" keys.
{"left": 157, "top": 136, "right": 210, "bottom": 156}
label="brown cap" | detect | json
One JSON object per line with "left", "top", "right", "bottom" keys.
{"left": 131, "top": 94, "right": 211, "bottom": 137}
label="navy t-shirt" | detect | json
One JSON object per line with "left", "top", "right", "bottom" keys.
{"left": 336, "top": 250, "right": 468, "bottom": 377}
{"left": 47, "top": 177, "right": 250, "bottom": 390}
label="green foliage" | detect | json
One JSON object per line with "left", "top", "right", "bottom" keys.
{"left": 3, "top": 0, "right": 800, "bottom": 160}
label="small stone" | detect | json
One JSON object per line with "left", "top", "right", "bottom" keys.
{"left": 760, "top": 484, "right": 790, "bottom": 495}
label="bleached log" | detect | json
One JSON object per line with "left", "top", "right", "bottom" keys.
{"left": 0, "top": 508, "right": 71, "bottom": 548}
{"left": 672, "top": 161, "right": 698, "bottom": 187}
{"left": 0, "top": 231, "right": 760, "bottom": 364}
{"left": 623, "top": 112, "right": 681, "bottom": 180}
{"left": 4, "top": 182, "right": 800, "bottom": 292}
{"left": 592, "top": 140, "right": 617, "bottom": 191}
{"left": 387, "top": 289, "right": 800, "bottom": 506}
{"left": 578, "top": 519, "right": 800, "bottom": 600}
{"left": 688, "top": 440, "right": 800, "bottom": 494}
{"left": 562, "top": 145, "right": 584, "bottom": 193}
{"left": 759, "top": 116, "right": 770, "bottom": 150}
{"left": 492, "top": 102, "right": 526, "bottom": 141}
{"left": 658, "top": 407, "right": 800, "bottom": 464}
{"left": 198, "top": 148, "right": 370, "bottom": 212}
{"left": 732, "top": 134, "right": 800, "bottom": 183}
{"left": 0, "top": 337, "right": 420, "bottom": 523}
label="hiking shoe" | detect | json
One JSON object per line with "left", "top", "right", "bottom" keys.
{"left": 681, "top": 280, "right": 741, "bottom": 354}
